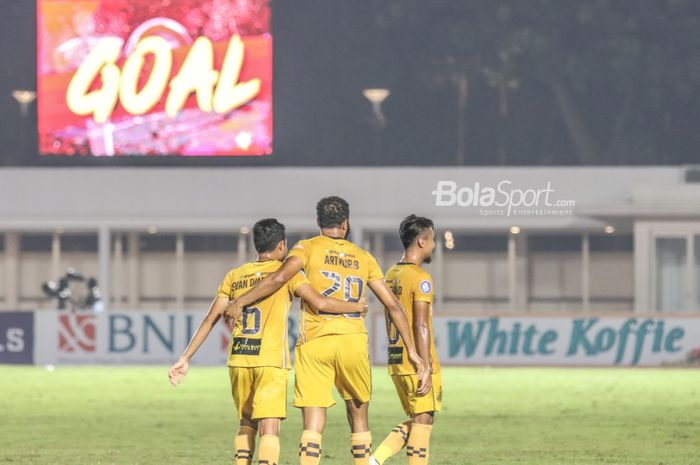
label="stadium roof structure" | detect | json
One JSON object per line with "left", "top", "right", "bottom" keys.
{"left": 0, "top": 166, "right": 698, "bottom": 234}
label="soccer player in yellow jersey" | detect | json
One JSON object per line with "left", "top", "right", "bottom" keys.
{"left": 168, "top": 219, "right": 365, "bottom": 465}
{"left": 371, "top": 215, "right": 441, "bottom": 465}
{"left": 225, "top": 197, "right": 429, "bottom": 465}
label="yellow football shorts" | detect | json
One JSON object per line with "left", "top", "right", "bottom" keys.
{"left": 392, "top": 372, "right": 442, "bottom": 416}
{"left": 293, "top": 333, "right": 371, "bottom": 408}
{"left": 228, "top": 366, "right": 289, "bottom": 420}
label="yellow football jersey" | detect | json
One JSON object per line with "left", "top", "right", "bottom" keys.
{"left": 217, "top": 260, "right": 309, "bottom": 369}
{"left": 384, "top": 262, "right": 441, "bottom": 375}
{"left": 287, "top": 235, "right": 384, "bottom": 343}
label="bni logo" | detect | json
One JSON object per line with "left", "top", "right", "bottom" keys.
{"left": 58, "top": 314, "right": 96, "bottom": 353}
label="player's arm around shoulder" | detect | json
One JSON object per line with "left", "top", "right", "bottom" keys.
{"left": 168, "top": 295, "right": 229, "bottom": 386}
{"left": 224, "top": 255, "right": 304, "bottom": 320}
{"left": 294, "top": 283, "right": 368, "bottom": 315}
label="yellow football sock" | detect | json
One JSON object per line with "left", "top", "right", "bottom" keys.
{"left": 258, "top": 434, "right": 280, "bottom": 465}
{"left": 235, "top": 426, "right": 257, "bottom": 465}
{"left": 350, "top": 431, "right": 372, "bottom": 465}
{"left": 406, "top": 423, "right": 432, "bottom": 464}
{"left": 299, "top": 429, "right": 322, "bottom": 465}
{"left": 373, "top": 421, "right": 411, "bottom": 464}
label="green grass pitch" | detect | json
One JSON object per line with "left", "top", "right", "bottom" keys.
{"left": 1, "top": 366, "right": 698, "bottom": 464}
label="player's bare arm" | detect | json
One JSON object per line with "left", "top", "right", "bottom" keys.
{"left": 294, "top": 283, "right": 368, "bottom": 315}
{"left": 168, "top": 296, "right": 228, "bottom": 386}
{"left": 413, "top": 300, "right": 434, "bottom": 396}
{"left": 368, "top": 279, "right": 425, "bottom": 375}
{"left": 224, "top": 255, "right": 304, "bottom": 320}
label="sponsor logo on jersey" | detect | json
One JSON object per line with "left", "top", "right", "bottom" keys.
{"left": 231, "top": 337, "right": 262, "bottom": 355}
{"left": 388, "top": 346, "right": 404, "bottom": 365}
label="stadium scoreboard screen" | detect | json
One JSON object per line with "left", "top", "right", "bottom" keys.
{"left": 37, "top": 0, "right": 272, "bottom": 157}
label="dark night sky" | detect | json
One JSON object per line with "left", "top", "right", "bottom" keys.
{"left": 1, "top": 0, "right": 698, "bottom": 167}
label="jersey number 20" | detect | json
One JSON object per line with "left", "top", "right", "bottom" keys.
{"left": 319, "top": 271, "right": 363, "bottom": 318}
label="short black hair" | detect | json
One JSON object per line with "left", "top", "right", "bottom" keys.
{"left": 316, "top": 196, "right": 350, "bottom": 229}
{"left": 399, "top": 214, "right": 434, "bottom": 249}
{"left": 253, "top": 218, "right": 286, "bottom": 253}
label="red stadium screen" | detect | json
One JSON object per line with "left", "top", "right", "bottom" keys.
{"left": 37, "top": 0, "right": 272, "bottom": 157}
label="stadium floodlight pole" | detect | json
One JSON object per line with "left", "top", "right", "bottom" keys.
{"left": 363, "top": 88, "right": 390, "bottom": 127}
{"left": 11, "top": 90, "right": 36, "bottom": 163}
{"left": 12, "top": 90, "right": 36, "bottom": 116}
{"left": 363, "top": 88, "right": 390, "bottom": 162}
{"left": 97, "top": 226, "right": 111, "bottom": 311}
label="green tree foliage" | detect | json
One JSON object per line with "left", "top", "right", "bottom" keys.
{"left": 378, "top": 0, "right": 700, "bottom": 164}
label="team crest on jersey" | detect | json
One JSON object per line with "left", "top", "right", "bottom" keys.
{"left": 420, "top": 280, "right": 432, "bottom": 293}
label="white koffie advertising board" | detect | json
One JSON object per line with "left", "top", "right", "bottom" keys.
{"left": 373, "top": 315, "right": 700, "bottom": 367}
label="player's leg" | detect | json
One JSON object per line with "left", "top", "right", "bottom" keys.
{"left": 250, "top": 367, "right": 288, "bottom": 465}
{"left": 298, "top": 408, "right": 325, "bottom": 465}
{"left": 406, "top": 412, "right": 433, "bottom": 465}
{"left": 298, "top": 407, "right": 325, "bottom": 465}
{"left": 335, "top": 334, "right": 373, "bottom": 465}
{"left": 257, "top": 418, "right": 281, "bottom": 465}
{"left": 302, "top": 406, "right": 327, "bottom": 433}
{"left": 294, "top": 338, "right": 336, "bottom": 465}
{"left": 405, "top": 372, "right": 442, "bottom": 465}
{"left": 231, "top": 367, "right": 258, "bottom": 465}
{"left": 370, "top": 420, "right": 411, "bottom": 465}
{"left": 371, "top": 374, "right": 413, "bottom": 465}
{"left": 345, "top": 398, "right": 369, "bottom": 432}
{"left": 236, "top": 417, "right": 259, "bottom": 465}
{"left": 345, "top": 399, "right": 372, "bottom": 465}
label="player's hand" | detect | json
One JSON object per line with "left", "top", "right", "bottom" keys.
{"left": 359, "top": 296, "right": 369, "bottom": 316}
{"left": 408, "top": 349, "right": 423, "bottom": 373}
{"left": 222, "top": 306, "right": 237, "bottom": 330}
{"left": 408, "top": 350, "right": 431, "bottom": 396}
{"left": 222, "top": 313, "right": 235, "bottom": 331}
{"left": 416, "top": 364, "right": 433, "bottom": 397}
{"left": 224, "top": 300, "right": 242, "bottom": 325}
{"left": 168, "top": 357, "right": 189, "bottom": 387}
